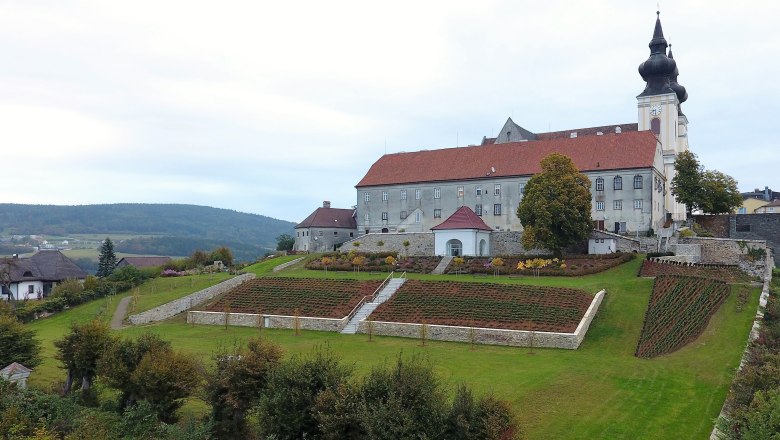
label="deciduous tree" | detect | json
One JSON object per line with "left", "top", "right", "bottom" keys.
{"left": 55, "top": 320, "right": 114, "bottom": 395}
{"left": 699, "top": 170, "right": 742, "bottom": 215}
{"left": 670, "top": 150, "right": 703, "bottom": 218}
{"left": 517, "top": 153, "right": 592, "bottom": 257}
{"left": 0, "top": 315, "right": 41, "bottom": 368}
{"left": 276, "top": 234, "right": 295, "bottom": 252}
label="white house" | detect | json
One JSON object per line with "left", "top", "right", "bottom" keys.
{"left": 431, "top": 206, "right": 493, "bottom": 257}
{"left": 0, "top": 251, "right": 88, "bottom": 301}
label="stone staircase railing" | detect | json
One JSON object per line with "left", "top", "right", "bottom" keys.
{"left": 341, "top": 273, "right": 406, "bottom": 334}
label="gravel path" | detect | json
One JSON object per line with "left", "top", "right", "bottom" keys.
{"left": 111, "top": 296, "right": 132, "bottom": 329}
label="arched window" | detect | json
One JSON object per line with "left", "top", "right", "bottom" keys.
{"left": 595, "top": 177, "right": 604, "bottom": 191}
{"left": 479, "top": 239, "right": 487, "bottom": 257}
{"left": 651, "top": 118, "right": 661, "bottom": 135}
{"left": 614, "top": 176, "right": 623, "bottom": 190}
{"left": 634, "top": 175, "right": 643, "bottom": 189}
{"left": 446, "top": 239, "right": 462, "bottom": 257}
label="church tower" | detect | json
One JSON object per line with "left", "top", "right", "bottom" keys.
{"left": 637, "top": 12, "right": 690, "bottom": 221}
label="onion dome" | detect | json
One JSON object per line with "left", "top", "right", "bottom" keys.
{"left": 638, "top": 12, "right": 676, "bottom": 96}
{"left": 668, "top": 45, "right": 688, "bottom": 104}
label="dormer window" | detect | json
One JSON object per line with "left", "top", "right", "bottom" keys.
{"left": 615, "top": 126, "right": 622, "bottom": 133}
{"left": 23, "top": 271, "right": 33, "bottom": 277}
{"left": 507, "top": 131, "right": 511, "bottom": 138}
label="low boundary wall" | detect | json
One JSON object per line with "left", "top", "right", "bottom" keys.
{"left": 187, "top": 310, "right": 347, "bottom": 332}
{"left": 273, "top": 257, "right": 305, "bottom": 272}
{"left": 128, "top": 273, "right": 255, "bottom": 325}
{"left": 356, "top": 290, "right": 606, "bottom": 349}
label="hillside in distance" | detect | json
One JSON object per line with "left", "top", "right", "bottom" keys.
{"left": 0, "top": 203, "right": 296, "bottom": 262}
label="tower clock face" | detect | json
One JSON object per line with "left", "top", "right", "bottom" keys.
{"left": 650, "top": 104, "right": 662, "bottom": 116}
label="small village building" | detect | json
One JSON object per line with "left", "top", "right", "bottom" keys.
{"left": 0, "top": 251, "right": 87, "bottom": 301}
{"left": 294, "top": 202, "right": 358, "bottom": 253}
{"left": 754, "top": 200, "right": 780, "bottom": 214}
{"left": 115, "top": 256, "right": 172, "bottom": 269}
{"left": 431, "top": 206, "right": 492, "bottom": 257}
{"left": 0, "top": 363, "right": 32, "bottom": 389}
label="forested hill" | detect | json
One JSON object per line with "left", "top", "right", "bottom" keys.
{"left": 0, "top": 203, "right": 296, "bottom": 261}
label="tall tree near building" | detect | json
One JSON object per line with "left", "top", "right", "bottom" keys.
{"left": 516, "top": 153, "right": 592, "bottom": 257}
{"left": 698, "top": 170, "right": 742, "bottom": 215}
{"left": 96, "top": 237, "right": 117, "bottom": 278}
{"left": 276, "top": 234, "right": 295, "bottom": 251}
{"left": 670, "top": 151, "right": 703, "bottom": 218}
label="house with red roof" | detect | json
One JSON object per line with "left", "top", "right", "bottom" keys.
{"left": 294, "top": 201, "right": 357, "bottom": 252}
{"left": 352, "top": 12, "right": 691, "bottom": 253}
{"left": 431, "top": 206, "right": 493, "bottom": 256}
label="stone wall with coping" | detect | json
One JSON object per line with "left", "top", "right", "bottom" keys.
{"left": 357, "top": 290, "right": 605, "bottom": 349}
{"left": 128, "top": 273, "right": 255, "bottom": 325}
{"left": 273, "top": 257, "right": 305, "bottom": 272}
{"left": 678, "top": 237, "right": 767, "bottom": 265}
{"left": 339, "top": 232, "right": 433, "bottom": 256}
{"left": 187, "top": 310, "right": 347, "bottom": 332}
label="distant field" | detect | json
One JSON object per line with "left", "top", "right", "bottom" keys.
{"left": 61, "top": 248, "right": 185, "bottom": 262}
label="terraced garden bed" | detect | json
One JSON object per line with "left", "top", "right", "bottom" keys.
{"left": 639, "top": 260, "right": 751, "bottom": 283}
{"left": 306, "top": 252, "right": 441, "bottom": 273}
{"left": 202, "top": 277, "right": 382, "bottom": 318}
{"left": 447, "top": 253, "right": 634, "bottom": 276}
{"left": 635, "top": 275, "right": 730, "bottom": 358}
{"left": 368, "top": 280, "right": 593, "bottom": 332}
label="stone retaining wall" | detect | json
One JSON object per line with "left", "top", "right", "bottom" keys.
{"left": 187, "top": 310, "right": 347, "bottom": 332}
{"left": 669, "top": 243, "right": 702, "bottom": 263}
{"left": 273, "top": 257, "right": 305, "bottom": 272}
{"left": 128, "top": 273, "right": 255, "bottom": 325}
{"left": 340, "top": 232, "right": 434, "bottom": 256}
{"left": 678, "top": 236, "right": 767, "bottom": 265}
{"left": 357, "top": 290, "right": 605, "bottom": 349}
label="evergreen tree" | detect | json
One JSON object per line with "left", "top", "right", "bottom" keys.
{"left": 96, "top": 237, "right": 117, "bottom": 278}
{"left": 516, "top": 153, "right": 593, "bottom": 257}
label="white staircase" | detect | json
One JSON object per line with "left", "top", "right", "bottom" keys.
{"left": 341, "top": 277, "right": 406, "bottom": 334}
{"left": 432, "top": 256, "right": 453, "bottom": 275}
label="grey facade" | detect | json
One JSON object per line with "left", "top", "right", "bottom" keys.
{"left": 294, "top": 202, "right": 357, "bottom": 253}
{"left": 356, "top": 167, "right": 666, "bottom": 237}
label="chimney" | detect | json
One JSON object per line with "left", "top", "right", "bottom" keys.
{"left": 323, "top": 201, "right": 331, "bottom": 208}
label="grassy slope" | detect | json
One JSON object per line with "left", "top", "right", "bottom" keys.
{"left": 129, "top": 272, "right": 235, "bottom": 314}
{"left": 26, "top": 257, "right": 758, "bottom": 439}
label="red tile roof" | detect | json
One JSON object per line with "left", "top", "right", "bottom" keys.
{"left": 357, "top": 131, "right": 659, "bottom": 188}
{"left": 431, "top": 206, "right": 493, "bottom": 231}
{"left": 296, "top": 207, "right": 357, "bottom": 229}
{"left": 536, "top": 123, "right": 638, "bottom": 140}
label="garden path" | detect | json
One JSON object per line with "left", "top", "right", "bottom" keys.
{"left": 110, "top": 296, "right": 132, "bottom": 330}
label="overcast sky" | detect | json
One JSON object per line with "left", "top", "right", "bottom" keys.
{"left": 1, "top": 0, "right": 778, "bottom": 223}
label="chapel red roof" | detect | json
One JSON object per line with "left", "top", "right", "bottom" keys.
{"left": 431, "top": 206, "right": 493, "bottom": 231}
{"left": 296, "top": 208, "right": 357, "bottom": 230}
{"left": 356, "top": 131, "right": 659, "bottom": 188}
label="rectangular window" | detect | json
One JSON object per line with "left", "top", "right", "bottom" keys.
{"left": 381, "top": 212, "right": 388, "bottom": 221}
{"left": 415, "top": 189, "right": 421, "bottom": 200}
{"left": 364, "top": 192, "right": 370, "bottom": 202}
{"left": 434, "top": 187, "right": 441, "bottom": 199}
{"left": 634, "top": 175, "right": 643, "bottom": 189}
{"left": 614, "top": 176, "right": 623, "bottom": 190}
{"left": 494, "top": 184, "right": 501, "bottom": 196}
{"left": 596, "top": 178, "right": 604, "bottom": 191}
{"left": 400, "top": 210, "right": 407, "bottom": 219}
{"left": 334, "top": 231, "right": 338, "bottom": 235}
{"left": 596, "top": 201, "right": 605, "bottom": 211}
{"left": 364, "top": 213, "right": 369, "bottom": 223}
{"left": 319, "top": 230, "right": 323, "bottom": 236}
{"left": 494, "top": 204, "right": 502, "bottom": 215}
{"left": 634, "top": 199, "right": 643, "bottom": 209}
{"left": 519, "top": 183, "right": 525, "bottom": 194}
{"left": 475, "top": 204, "right": 482, "bottom": 216}
{"left": 614, "top": 200, "right": 622, "bottom": 210}
{"left": 382, "top": 191, "right": 388, "bottom": 201}
{"left": 415, "top": 212, "right": 421, "bottom": 223}
{"left": 350, "top": 232, "right": 354, "bottom": 237}
{"left": 619, "top": 222, "right": 627, "bottom": 233}
{"left": 28, "top": 285, "right": 35, "bottom": 294}
{"left": 434, "top": 209, "right": 441, "bottom": 218}
{"left": 400, "top": 190, "right": 407, "bottom": 200}
{"left": 457, "top": 186, "right": 464, "bottom": 198}
{"left": 475, "top": 186, "right": 482, "bottom": 196}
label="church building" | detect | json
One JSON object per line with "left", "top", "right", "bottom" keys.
{"left": 353, "top": 12, "right": 690, "bottom": 250}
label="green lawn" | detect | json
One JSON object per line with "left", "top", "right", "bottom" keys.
{"left": 24, "top": 257, "right": 759, "bottom": 439}
{"left": 129, "top": 272, "right": 235, "bottom": 314}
